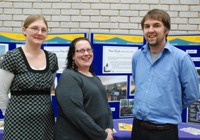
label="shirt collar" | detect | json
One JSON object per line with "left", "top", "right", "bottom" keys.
{"left": 141, "top": 40, "right": 172, "bottom": 53}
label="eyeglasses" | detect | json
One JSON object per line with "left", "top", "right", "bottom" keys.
{"left": 75, "top": 48, "right": 93, "bottom": 54}
{"left": 26, "top": 26, "right": 48, "bottom": 34}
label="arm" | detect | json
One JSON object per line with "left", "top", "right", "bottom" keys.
{"left": 105, "top": 128, "right": 114, "bottom": 140}
{"left": 56, "top": 70, "right": 108, "bottom": 140}
{"left": 132, "top": 50, "right": 140, "bottom": 83}
{"left": 106, "top": 107, "right": 113, "bottom": 129}
{"left": 181, "top": 55, "right": 200, "bottom": 108}
{"left": 105, "top": 98, "right": 114, "bottom": 140}
{"left": 0, "top": 69, "right": 14, "bottom": 115}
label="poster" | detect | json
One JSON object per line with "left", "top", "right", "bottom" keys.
{"left": 44, "top": 46, "right": 69, "bottom": 73}
{"left": 187, "top": 101, "right": 200, "bottom": 124}
{"left": 120, "top": 99, "right": 134, "bottom": 117}
{"left": 103, "top": 46, "right": 138, "bottom": 73}
{"left": 98, "top": 75, "right": 127, "bottom": 102}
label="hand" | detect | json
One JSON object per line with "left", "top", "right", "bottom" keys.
{"left": 105, "top": 128, "right": 113, "bottom": 135}
{"left": 105, "top": 128, "right": 114, "bottom": 140}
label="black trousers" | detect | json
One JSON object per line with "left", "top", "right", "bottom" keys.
{"left": 131, "top": 119, "right": 178, "bottom": 140}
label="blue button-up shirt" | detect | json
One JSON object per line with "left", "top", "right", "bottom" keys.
{"left": 132, "top": 41, "right": 200, "bottom": 124}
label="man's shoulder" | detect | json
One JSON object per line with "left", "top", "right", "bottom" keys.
{"left": 169, "top": 44, "right": 187, "bottom": 57}
{"left": 133, "top": 48, "right": 143, "bottom": 58}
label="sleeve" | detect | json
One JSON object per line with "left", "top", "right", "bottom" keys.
{"left": 181, "top": 55, "right": 200, "bottom": 108}
{"left": 56, "top": 70, "right": 108, "bottom": 140}
{"left": 0, "top": 51, "right": 16, "bottom": 73}
{"left": 0, "top": 69, "right": 14, "bottom": 115}
{"left": 52, "top": 53, "right": 59, "bottom": 73}
{"left": 107, "top": 105, "right": 113, "bottom": 129}
{"left": 132, "top": 50, "right": 139, "bottom": 83}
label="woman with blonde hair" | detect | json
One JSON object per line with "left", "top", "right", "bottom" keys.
{"left": 0, "top": 14, "right": 58, "bottom": 139}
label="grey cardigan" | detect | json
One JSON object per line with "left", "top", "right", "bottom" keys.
{"left": 55, "top": 69, "right": 113, "bottom": 140}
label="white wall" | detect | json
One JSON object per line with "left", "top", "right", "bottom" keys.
{"left": 0, "top": 0, "right": 199, "bottom": 34}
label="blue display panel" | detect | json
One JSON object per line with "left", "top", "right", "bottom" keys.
{"left": 90, "top": 33, "right": 144, "bottom": 119}
{"left": 0, "top": 32, "right": 199, "bottom": 123}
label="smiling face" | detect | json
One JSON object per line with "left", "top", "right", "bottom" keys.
{"left": 72, "top": 40, "right": 94, "bottom": 72}
{"left": 143, "top": 18, "right": 169, "bottom": 48}
{"left": 23, "top": 20, "right": 48, "bottom": 46}
{"left": 141, "top": 9, "right": 171, "bottom": 51}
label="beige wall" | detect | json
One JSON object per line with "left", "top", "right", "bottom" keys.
{"left": 0, "top": 0, "right": 199, "bottom": 35}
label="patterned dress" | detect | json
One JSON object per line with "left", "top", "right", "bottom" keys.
{"left": 0, "top": 47, "right": 58, "bottom": 140}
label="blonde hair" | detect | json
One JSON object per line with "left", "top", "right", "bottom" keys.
{"left": 23, "top": 14, "right": 48, "bottom": 29}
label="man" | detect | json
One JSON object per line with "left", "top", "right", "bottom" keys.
{"left": 131, "top": 9, "right": 200, "bottom": 140}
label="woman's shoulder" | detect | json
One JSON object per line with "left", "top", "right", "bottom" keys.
{"left": 44, "top": 50, "right": 57, "bottom": 58}
{"left": 0, "top": 48, "right": 21, "bottom": 72}
{"left": 62, "top": 69, "right": 85, "bottom": 80}
{"left": 3, "top": 48, "right": 21, "bottom": 61}
{"left": 60, "top": 69, "right": 84, "bottom": 84}
{"left": 62, "top": 69, "right": 77, "bottom": 76}
{"left": 6, "top": 47, "right": 20, "bottom": 55}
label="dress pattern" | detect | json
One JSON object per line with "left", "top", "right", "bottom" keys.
{"left": 0, "top": 47, "right": 58, "bottom": 140}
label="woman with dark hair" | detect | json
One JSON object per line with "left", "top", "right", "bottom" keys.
{"left": 55, "top": 37, "right": 114, "bottom": 140}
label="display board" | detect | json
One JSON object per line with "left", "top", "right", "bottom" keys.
{"left": 0, "top": 32, "right": 87, "bottom": 119}
{"left": 0, "top": 32, "right": 199, "bottom": 123}
{"left": 90, "top": 33, "right": 144, "bottom": 119}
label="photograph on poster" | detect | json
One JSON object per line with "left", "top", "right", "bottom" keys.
{"left": 187, "top": 68, "right": 200, "bottom": 124}
{"left": 98, "top": 75, "right": 127, "bottom": 102}
{"left": 102, "top": 46, "right": 138, "bottom": 74}
{"left": 129, "top": 76, "right": 135, "bottom": 96}
{"left": 118, "top": 122, "right": 132, "bottom": 131}
{"left": 120, "top": 99, "right": 134, "bottom": 117}
{"left": 51, "top": 77, "right": 57, "bottom": 95}
{"left": 198, "top": 105, "right": 200, "bottom": 111}
{"left": 0, "top": 43, "right": 9, "bottom": 63}
{"left": 196, "top": 112, "right": 200, "bottom": 121}
{"left": 197, "top": 69, "right": 200, "bottom": 90}
{"left": 44, "top": 46, "right": 69, "bottom": 73}
{"left": 103, "top": 62, "right": 112, "bottom": 72}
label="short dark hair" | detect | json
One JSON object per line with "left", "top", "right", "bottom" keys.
{"left": 141, "top": 9, "right": 171, "bottom": 31}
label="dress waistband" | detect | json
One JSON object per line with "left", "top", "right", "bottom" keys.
{"left": 11, "top": 90, "right": 50, "bottom": 95}
{"left": 134, "top": 118, "right": 177, "bottom": 131}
